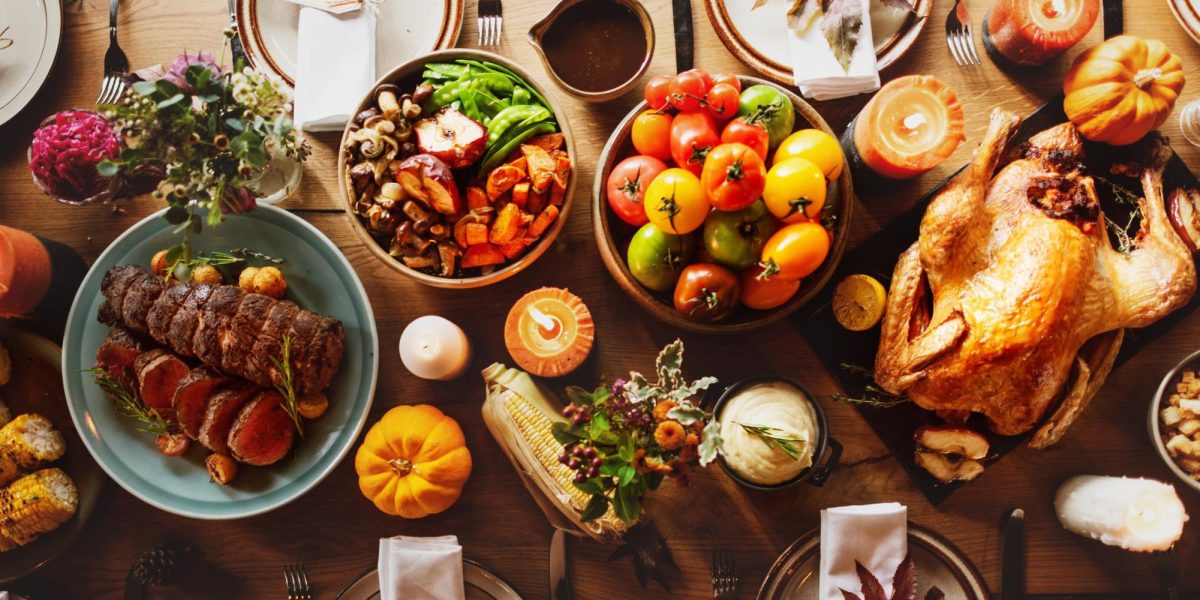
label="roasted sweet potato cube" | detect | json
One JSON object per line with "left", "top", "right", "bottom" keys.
{"left": 490, "top": 202, "right": 522, "bottom": 244}
{"left": 549, "top": 182, "right": 566, "bottom": 206}
{"left": 461, "top": 243, "right": 506, "bottom": 268}
{"left": 552, "top": 156, "right": 571, "bottom": 191}
{"left": 465, "top": 222, "right": 490, "bottom": 246}
{"left": 512, "top": 182, "right": 530, "bottom": 210}
{"left": 487, "top": 165, "right": 526, "bottom": 200}
{"left": 466, "top": 186, "right": 489, "bottom": 210}
{"left": 506, "top": 156, "right": 528, "bottom": 172}
{"left": 527, "top": 133, "right": 565, "bottom": 152}
{"left": 521, "top": 145, "right": 557, "bottom": 193}
{"left": 528, "top": 186, "right": 549, "bottom": 214}
{"left": 528, "top": 205, "right": 560, "bottom": 238}
{"left": 498, "top": 238, "right": 532, "bottom": 260}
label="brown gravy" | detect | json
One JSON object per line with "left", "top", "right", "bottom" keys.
{"left": 541, "top": 1, "right": 647, "bottom": 92}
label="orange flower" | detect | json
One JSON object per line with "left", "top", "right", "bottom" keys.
{"left": 685, "top": 433, "right": 699, "bottom": 446}
{"left": 631, "top": 448, "right": 647, "bottom": 471}
{"left": 653, "top": 400, "right": 678, "bottom": 421}
{"left": 654, "top": 420, "right": 686, "bottom": 450}
{"left": 643, "top": 455, "right": 673, "bottom": 474}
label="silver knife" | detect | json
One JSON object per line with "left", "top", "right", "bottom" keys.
{"left": 1001, "top": 508, "right": 1025, "bottom": 600}
{"left": 227, "top": 0, "right": 249, "bottom": 68}
{"left": 672, "top": 0, "right": 694, "bottom": 72}
{"left": 550, "top": 529, "right": 571, "bottom": 600}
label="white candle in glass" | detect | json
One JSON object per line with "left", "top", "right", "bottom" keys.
{"left": 1055, "top": 475, "right": 1189, "bottom": 552}
{"left": 398, "top": 316, "right": 471, "bottom": 381}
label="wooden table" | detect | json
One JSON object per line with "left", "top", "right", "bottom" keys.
{"left": 2, "top": 0, "right": 1198, "bottom": 597}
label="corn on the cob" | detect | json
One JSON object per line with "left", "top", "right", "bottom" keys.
{"left": 0, "top": 467, "right": 78, "bottom": 549}
{"left": 0, "top": 414, "right": 66, "bottom": 486}
{"left": 482, "top": 363, "right": 626, "bottom": 543}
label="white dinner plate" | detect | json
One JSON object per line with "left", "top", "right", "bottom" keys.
{"left": 335, "top": 560, "right": 523, "bottom": 600}
{"left": 236, "top": 0, "right": 464, "bottom": 86}
{"left": 1168, "top": 0, "right": 1200, "bottom": 46}
{"left": 0, "top": 0, "right": 63, "bottom": 127}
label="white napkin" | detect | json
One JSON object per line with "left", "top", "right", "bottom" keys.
{"left": 378, "top": 535, "right": 465, "bottom": 600}
{"left": 788, "top": 0, "right": 880, "bottom": 101}
{"left": 293, "top": 6, "right": 376, "bottom": 132}
{"left": 820, "top": 502, "right": 907, "bottom": 600}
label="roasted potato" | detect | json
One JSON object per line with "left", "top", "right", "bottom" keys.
{"left": 150, "top": 250, "right": 171, "bottom": 277}
{"left": 238, "top": 266, "right": 260, "bottom": 291}
{"left": 252, "top": 266, "right": 287, "bottom": 298}
{"left": 297, "top": 393, "right": 329, "bottom": 420}
{"left": 205, "top": 453, "right": 238, "bottom": 485}
{"left": 190, "top": 264, "right": 223, "bottom": 285}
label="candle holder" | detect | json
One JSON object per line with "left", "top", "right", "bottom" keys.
{"left": 504, "top": 288, "right": 594, "bottom": 378}
{"left": 982, "top": 0, "right": 1099, "bottom": 69}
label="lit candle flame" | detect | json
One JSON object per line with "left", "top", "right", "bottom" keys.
{"left": 902, "top": 112, "right": 927, "bottom": 131}
{"left": 529, "top": 306, "right": 563, "bottom": 340}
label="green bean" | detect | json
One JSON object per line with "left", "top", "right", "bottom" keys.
{"left": 424, "top": 79, "right": 471, "bottom": 112}
{"left": 486, "top": 105, "right": 551, "bottom": 146}
{"left": 480, "top": 122, "right": 559, "bottom": 174}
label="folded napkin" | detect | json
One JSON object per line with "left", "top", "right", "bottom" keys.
{"left": 378, "top": 535, "right": 465, "bottom": 600}
{"left": 820, "top": 502, "right": 907, "bottom": 600}
{"left": 788, "top": 0, "right": 880, "bottom": 101}
{"left": 293, "top": 6, "right": 376, "bottom": 132}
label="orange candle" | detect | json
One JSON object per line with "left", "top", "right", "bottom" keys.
{"left": 984, "top": 0, "right": 1099, "bottom": 66}
{"left": 849, "top": 76, "right": 965, "bottom": 180}
{"left": 0, "top": 225, "right": 52, "bottom": 317}
{"left": 504, "top": 288, "right": 594, "bottom": 378}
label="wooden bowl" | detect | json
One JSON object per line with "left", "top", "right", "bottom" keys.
{"left": 338, "top": 49, "right": 577, "bottom": 289}
{"left": 591, "top": 76, "right": 855, "bottom": 334}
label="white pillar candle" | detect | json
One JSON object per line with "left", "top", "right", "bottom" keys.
{"left": 398, "top": 316, "right": 471, "bottom": 381}
{"left": 1054, "top": 475, "right": 1188, "bottom": 552}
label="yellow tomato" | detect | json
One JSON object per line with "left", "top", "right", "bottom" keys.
{"left": 772, "top": 129, "right": 845, "bottom": 180}
{"left": 644, "top": 168, "right": 710, "bottom": 235}
{"left": 763, "top": 158, "right": 827, "bottom": 223}
{"left": 760, "top": 222, "right": 830, "bottom": 280}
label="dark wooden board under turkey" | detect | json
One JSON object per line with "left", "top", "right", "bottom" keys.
{"left": 795, "top": 97, "right": 1200, "bottom": 505}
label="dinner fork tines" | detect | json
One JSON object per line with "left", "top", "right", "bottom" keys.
{"left": 477, "top": 0, "right": 503, "bottom": 48}
{"left": 97, "top": 0, "right": 130, "bottom": 105}
{"left": 712, "top": 547, "right": 738, "bottom": 600}
{"left": 283, "top": 563, "right": 313, "bottom": 600}
{"left": 945, "top": 0, "right": 982, "bottom": 66}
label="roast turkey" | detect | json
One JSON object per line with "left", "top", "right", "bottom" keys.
{"left": 875, "top": 109, "right": 1197, "bottom": 447}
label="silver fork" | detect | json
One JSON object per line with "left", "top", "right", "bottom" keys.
{"left": 945, "top": 0, "right": 981, "bottom": 66}
{"left": 282, "top": 563, "right": 313, "bottom": 600}
{"left": 97, "top": 0, "right": 129, "bottom": 104}
{"left": 477, "top": 0, "right": 502, "bottom": 48}
{"left": 712, "top": 548, "right": 738, "bottom": 600}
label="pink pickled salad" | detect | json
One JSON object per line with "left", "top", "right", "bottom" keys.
{"left": 29, "top": 110, "right": 120, "bottom": 201}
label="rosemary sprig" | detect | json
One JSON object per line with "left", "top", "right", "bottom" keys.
{"left": 839, "top": 362, "right": 875, "bottom": 378}
{"left": 831, "top": 385, "right": 910, "bottom": 408}
{"left": 87, "top": 368, "right": 169, "bottom": 436}
{"left": 191, "top": 248, "right": 286, "bottom": 267}
{"left": 736, "top": 423, "right": 808, "bottom": 461}
{"left": 269, "top": 335, "right": 305, "bottom": 437}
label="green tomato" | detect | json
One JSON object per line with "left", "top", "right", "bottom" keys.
{"left": 627, "top": 223, "right": 697, "bottom": 292}
{"left": 737, "top": 85, "right": 795, "bottom": 150}
{"left": 702, "top": 200, "right": 778, "bottom": 270}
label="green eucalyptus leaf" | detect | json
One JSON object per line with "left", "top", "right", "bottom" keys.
{"left": 580, "top": 494, "right": 608, "bottom": 523}
{"left": 96, "top": 160, "right": 119, "bottom": 177}
{"left": 666, "top": 404, "right": 707, "bottom": 426}
{"left": 670, "top": 376, "right": 719, "bottom": 402}
{"left": 132, "top": 81, "right": 157, "bottom": 96}
{"left": 698, "top": 419, "right": 724, "bottom": 467}
{"left": 155, "top": 79, "right": 181, "bottom": 97}
{"left": 157, "top": 93, "right": 186, "bottom": 109}
{"left": 656, "top": 339, "right": 685, "bottom": 389}
{"left": 225, "top": 119, "right": 246, "bottom": 133}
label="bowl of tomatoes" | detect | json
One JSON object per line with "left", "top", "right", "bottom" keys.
{"left": 592, "top": 69, "right": 854, "bottom": 333}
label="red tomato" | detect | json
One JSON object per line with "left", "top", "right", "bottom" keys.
{"left": 644, "top": 75, "right": 673, "bottom": 111}
{"left": 682, "top": 68, "right": 713, "bottom": 90}
{"left": 704, "top": 83, "right": 741, "bottom": 122}
{"left": 673, "top": 263, "right": 741, "bottom": 322}
{"left": 668, "top": 70, "right": 708, "bottom": 112}
{"left": 720, "top": 118, "right": 770, "bottom": 161}
{"left": 631, "top": 110, "right": 673, "bottom": 161}
{"left": 701, "top": 143, "right": 767, "bottom": 212}
{"left": 739, "top": 265, "right": 800, "bottom": 309}
{"left": 712, "top": 73, "right": 741, "bottom": 93}
{"left": 670, "top": 112, "right": 719, "bottom": 176}
{"left": 606, "top": 155, "right": 668, "bottom": 226}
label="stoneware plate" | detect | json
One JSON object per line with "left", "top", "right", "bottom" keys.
{"left": 1168, "top": 0, "right": 1200, "bottom": 46}
{"left": 335, "top": 559, "right": 523, "bottom": 600}
{"left": 0, "top": 0, "right": 63, "bottom": 127}
{"left": 61, "top": 204, "right": 378, "bottom": 520}
{"left": 705, "top": 0, "right": 933, "bottom": 87}
{"left": 757, "top": 523, "right": 989, "bottom": 599}
{"left": 236, "top": 0, "right": 464, "bottom": 86}
{"left": 0, "top": 326, "right": 105, "bottom": 583}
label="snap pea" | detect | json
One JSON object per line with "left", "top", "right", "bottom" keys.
{"left": 421, "top": 69, "right": 456, "bottom": 81}
{"left": 459, "top": 87, "right": 485, "bottom": 123}
{"left": 424, "top": 63, "right": 470, "bottom": 78}
{"left": 473, "top": 73, "right": 515, "bottom": 95}
{"left": 424, "top": 78, "right": 471, "bottom": 112}
{"left": 455, "top": 59, "right": 550, "bottom": 108}
{"left": 486, "top": 105, "right": 551, "bottom": 146}
{"left": 471, "top": 85, "right": 507, "bottom": 118}
{"left": 512, "top": 86, "right": 530, "bottom": 106}
{"left": 480, "top": 122, "right": 558, "bottom": 174}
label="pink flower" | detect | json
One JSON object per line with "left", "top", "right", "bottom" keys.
{"left": 161, "top": 51, "right": 222, "bottom": 92}
{"left": 28, "top": 110, "right": 120, "bottom": 202}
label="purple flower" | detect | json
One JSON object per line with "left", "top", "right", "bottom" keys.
{"left": 28, "top": 110, "right": 120, "bottom": 201}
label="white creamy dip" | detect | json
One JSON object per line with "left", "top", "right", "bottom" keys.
{"left": 718, "top": 381, "right": 819, "bottom": 485}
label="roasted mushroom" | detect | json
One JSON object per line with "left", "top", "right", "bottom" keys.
{"left": 366, "top": 204, "right": 400, "bottom": 235}
{"left": 355, "top": 107, "right": 381, "bottom": 126}
{"left": 375, "top": 83, "right": 402, "bottom": 122}
{"left": 436, "top": 241, "right": 461, "bottom": 277}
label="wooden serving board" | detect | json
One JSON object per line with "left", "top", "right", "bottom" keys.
{"left": 795, "top": 98, "right": 1200, "bottom": 504}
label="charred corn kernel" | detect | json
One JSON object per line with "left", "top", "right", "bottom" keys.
{"left": 0, "top": 414, "right": 65, "bottom": 486}
{"left": 0, "top": 468, "right": 78, "bottom": 548}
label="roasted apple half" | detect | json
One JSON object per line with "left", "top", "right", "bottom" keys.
{"left": 395, "top": 154, "right": 462, "bottom": 215}
{"left": 415, "top": 108, "right": 488, "bottom": 169}
{"left": 914, "top": 426, "right": 989, "bottom": 484}
{"left": 1168, "top": 188, "right": 1200, "bottom": 253}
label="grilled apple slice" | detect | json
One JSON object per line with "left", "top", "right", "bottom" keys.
{"left": 1168, "top": 188, "right": 1200, "bottom": 253}
{"left": 415, "top": 108, "right": 488, "bottom": 169}
{"left": 396, "top": 154, "right": 462, "bottom": 215}
{"left": 915, "top": 426, "right": 989, "bottom": 459}
{"left": 915, "top": 451, "right": 985, "bottom": 484}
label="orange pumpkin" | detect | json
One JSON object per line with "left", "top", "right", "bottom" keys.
{"left": 1063, "top": 35, "right": 1185, "bottom": 146}
{"left": 354, "top": 404, "right": 472, "bottom": 518}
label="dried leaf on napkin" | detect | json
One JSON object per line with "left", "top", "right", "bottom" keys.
{"left": 786, "top": 0, "right": 822, "bottom": 35}
{"left": 820, "top": 0, "right": 863, "bottom": 73}
{"left": 752, "top": 0, "right": 769, "bottom": 9}
{"left": 879, "top": 0, "right": 917, "bottom": 13}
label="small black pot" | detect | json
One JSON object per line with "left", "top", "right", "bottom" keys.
{"left": 711, "top": 375, "right": 842, "bottom": 491}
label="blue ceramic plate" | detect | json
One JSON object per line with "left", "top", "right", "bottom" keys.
{"left": 61, "top": 204, "right": 378, "bottom": 519}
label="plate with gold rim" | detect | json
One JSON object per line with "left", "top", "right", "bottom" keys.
{"left": 335, "top": 559, "right": 523, "bottom": 600}
{"left": 0, "top": 0, "right": 63, "bottom": 127}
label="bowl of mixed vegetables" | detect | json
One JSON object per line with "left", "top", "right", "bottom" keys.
{"left": 592, "top": 70, "right": 855, "bottom": 333}
{"left": 339, "top": 50, "right": 575, "bottom": 288}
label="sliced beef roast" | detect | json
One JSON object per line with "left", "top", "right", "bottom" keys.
{"left": 172, "top": 367, "right": 232, "bottom": 439}
{"left": 165, "top": 283, "right": 215, "bottom": 356}
{"left": 220, "top": 294, "right": 274, "bottom": 376}
{"left": 228, "top": 391, "right": 294, "bottom": 466}
{"left": 192, "top": 286, "right": 245, "bottom": 370}
{"left": 133, "top": 349, "right": 189, "bottom": 420}
{"left": 98, "top": 265, "right": 144, "bottom": 326}
{"left": 145, "top": 282, "right": 192, "bottom": 342}
{"left": 95, "top": 326, "right": 145, "bottom": 388}
{"left": 119, "top": 271, "right": 166, "bottom": 335}
{"left": 197, "top": 383, "right": 257, "bottom": 453}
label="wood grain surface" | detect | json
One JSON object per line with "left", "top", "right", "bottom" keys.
{"left": 1, "top": 0, "right": 1199, "bottom": 598}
